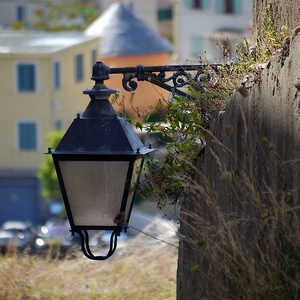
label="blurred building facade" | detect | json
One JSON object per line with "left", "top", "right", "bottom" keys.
{"left": 0, "top": 0, "right": 253, "bottom": 225}
{"left": 172, "top": 0, "right": 252, "bottom": 63}
{"left": 0, "top": 1, "right": 173, "bottom": 225}
{"left": 0, "top": 32, "right": 99, "bottom": 224}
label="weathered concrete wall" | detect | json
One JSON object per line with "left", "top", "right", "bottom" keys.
{"left": 253, "top": 0, "right": 300, "bottom": 41}
{"left": 177, "top": 27, "right": 300, "bottom": 300}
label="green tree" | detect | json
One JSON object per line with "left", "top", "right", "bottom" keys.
{"left": 38, "top": 130, "right": 64, "bottom": 202}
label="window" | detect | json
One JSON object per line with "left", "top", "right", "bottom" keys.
{"left": 157, "top": 8, "right": 172, "bottom": 21}
{"left": 16, "top": 5, "right": 27, "bottom": 22}
{"left": 53, "top": 61, "right": 60, "bottom": 90}
{"left": 192, "top": 0, "right": 202, "bottom": 9}
{"left": 224, "top": 0, "right": 234, "bottom": 14}
{"left": 192, "top": 36, "right": 204, "bottom": 56}
{"left": 185, "top": 0, "right": 209, "bottom": 9}
{"left": 54, "top": 118, "right": 62, "bottom": 130}
{"left": 215, "top": 0, "right": 242, "bottom": 14}
{"left": 75, "top": 54, "right": 84, "bottom": 82}
{"left": 91, "top": 49, "right": 97, "bottom": 67}
{"left": 18, "top": 122, "right": 37, "bottom": 151}
{"left": 16, "top": 63, "right": 36, "bottom": 92}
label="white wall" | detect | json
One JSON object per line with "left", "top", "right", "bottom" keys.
{"left": 173, "top": 0, "right": 252, "bottom": 63}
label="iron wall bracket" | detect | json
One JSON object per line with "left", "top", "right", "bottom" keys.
{"left": 94, "top": 62, "right": 225, "bottom": 100}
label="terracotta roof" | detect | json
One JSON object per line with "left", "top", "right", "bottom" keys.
{"left": 85, "top": 3, "right": 172, "bottom": 57}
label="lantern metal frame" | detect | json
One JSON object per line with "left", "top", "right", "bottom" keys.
{"left": 51, "top": 153, "right": 145, "bottom": 260}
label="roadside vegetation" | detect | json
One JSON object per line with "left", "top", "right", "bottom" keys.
{"left": 0, "top": 240, "right": 177, "bottom": 300}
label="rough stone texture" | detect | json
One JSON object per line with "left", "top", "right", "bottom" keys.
{"left": 177, "top": 27, "right": 300, "bottom": 300}
{"left": 253, "top": 0, "right": 300, "bottom": 41}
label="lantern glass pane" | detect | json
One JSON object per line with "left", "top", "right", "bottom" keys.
{"left": 59, "top": 161, "right": 129, "bottom": 226}
{"left": 125, "top": 158, "right": 143, "bottom": 222}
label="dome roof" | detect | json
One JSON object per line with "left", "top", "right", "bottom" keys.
{"left": 85, "top": 3, "right": 173, "bottom": 57}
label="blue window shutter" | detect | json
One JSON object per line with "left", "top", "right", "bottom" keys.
{"left": 215, "top": 0, "right": 223, "bottom": 13}
{"left": 17, "top": 65, "right": 24, "bottom": 90}
{"left": 16, "top": 5, "right": 27, "bottom": 22}
{"left": 233, "top": 0, "right": 242, "bottom": 14}
{"left": 203, "top": 0, "right": 210, "bottom": 9}
{"left": 18, "top": 122, "right": 37, "bottom": 151}
{"left": 183, "top": 0, "right": 191, "bottom": 8}
{"left": 53, "top": 61, "right": 60, "bottom": 90}
{"left": 55, "top": 119, "right": 62, "bottom": 130}
{"left": 17, "top": 64, "right": 36, "bottom": 92}
{"left": 76, "top": 54, "right": 84, "bottom": 82}
{"left": 192, "top": 36, "right": 204, "bottom": 56}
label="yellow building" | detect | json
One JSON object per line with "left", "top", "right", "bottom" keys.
{"left": 0, "top": 31, "right": 99, "bottom": 224}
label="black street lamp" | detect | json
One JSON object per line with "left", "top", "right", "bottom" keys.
{"left": 48, "top": 62, "right": 154, "bottom": 260}
{"left": 49, "top": 61, "right": 219, "bottom": 260}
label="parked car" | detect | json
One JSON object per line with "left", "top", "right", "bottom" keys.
{"left": 32, "top": 217, "right": 81, "bottom": 257}
{"left": 0, "top": 221, "right": 36, "bottom": 254}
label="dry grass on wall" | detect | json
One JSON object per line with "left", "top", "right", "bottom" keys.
{"left": 178, "top": 123, "right": 300, "bottom": 299}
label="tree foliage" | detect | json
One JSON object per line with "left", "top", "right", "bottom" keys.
{"left": 38, "top": 130, "right": 64, "bottom": 202}
{"left": 139, "top": 86, "right": 226, "bottom": 208}
{"left": 112, "top": 72, "right": 229, "bottom": 208}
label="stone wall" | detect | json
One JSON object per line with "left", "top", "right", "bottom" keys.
{"left": 177, "top": 26, "right": 300, "bottom": 300}
{"left": 253, "top": 0, "right": 300, "bottom": 40}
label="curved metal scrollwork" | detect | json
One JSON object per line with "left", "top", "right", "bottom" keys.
{"left": 122, "top": 73, "right": 138, "bottom": 92}
{"left": 72, "top": 229, "right": 121, "bottom": 260}
{"left": 107, "top": 63, "right": 223, "bottom": 100}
